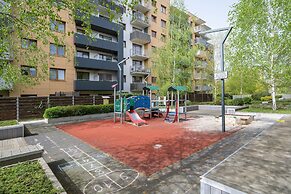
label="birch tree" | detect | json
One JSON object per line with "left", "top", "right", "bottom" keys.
{"left": 228, "top": 0, "right": 291, "bottom": 110}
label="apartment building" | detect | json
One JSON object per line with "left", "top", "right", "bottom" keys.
{"left": 188, "top": 13, "right": 214, "bottom": 93}
{"left": 122, "top": 0, "right": 170, "bottom": 93}
{"left": 0, "top": 1, "right": 124, "bottom": 97}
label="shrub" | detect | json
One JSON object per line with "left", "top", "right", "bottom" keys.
{"left": 252, "top": 92, "right": 270, "bottom": 101}
{"left": 233, "top": 98, "right": 244, "bottom": 106}
{"left": 261, "top": 96, "right": 272, "bottom": 101}
{"left": 43, "top": 104, "right": 114, "bottom": 119}
{"left": 225, "top": 99, "right": 234, "bottom": 105}
{"left": 243, "top": 97, "right": 252, "bottom": 104}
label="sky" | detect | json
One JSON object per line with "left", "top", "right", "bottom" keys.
{"left": 184, "top": 0, "right": 240, "bottom": 29}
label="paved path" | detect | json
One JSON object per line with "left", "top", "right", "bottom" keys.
{"left": 202, "top": 116, "right": 291, "bottom": 194}
{"left": 24, "top": 113, "right": 284, "bottom": 194}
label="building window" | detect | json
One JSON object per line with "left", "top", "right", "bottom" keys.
{"left": 161, "top": 20, "right": 166, "bottom": 28}
{"left": 161, "top": 34, "right": 166, "bottom": 42}
{"left": 21, "top": 39, "right": 37, "bottom": 49}
{"left": 151, "top": 0, "right": 157, "bottom": 7}
{"left": 123, "top": 75, "right": 126, "bottom": 83}
{"left": 99, "top": 54, "right": 113, "bottom": 61}
{"left": 76, "top": 50, "right": 89, "bottom": 58}
{"left": 152, "top": 77, "right": 157, "bottom": 83}
{"left": 99, "top": 73, "right": 112, "bottom": 81}
{"left": 76, "top": 26, "right": 85, "bottom": 34}
{"left": 151, "top": 15, "right": 157, "bottom": 23}
{"left": 50, "top": 44, "right": 65, "bottom": 57}
{"left": 77, "top": 72, "right": 89, "bottom": 80}
{"left": 161, "top": 5, "right": 167, "bottom": 14}
{"left": 123, "top": 41, "right": 126, "bottom": 48}
{"left": 99, "top": 34, "right": 112, "bottom": 42}
{"left": 151, "top": 30, "right": 157, "bottom": 38}
{"left": 21, "top": 66, "right": 37, "bottom": 77}
{"left": 133, "top": 76, "right": 143, "bottom": 83}
{"left": 50, "top": 20, "right": 65, "bottom": 33}
{"left": 50, "top": 68, "right": 65, "bottom": 81}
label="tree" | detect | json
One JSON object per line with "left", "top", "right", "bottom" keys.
{"left": 0, "top": 0, "right": 133, "bottom": 89}
{"left": 152, "top": 0, "right": 196, "bottom": 94}
{"left": 227, "top": 0, "right": 291, "bottom": 110}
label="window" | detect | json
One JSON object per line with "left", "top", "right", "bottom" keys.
{"left": 152, "top": 77, "right": 157, "bottom": 83}
{"left": 50, "top": 68, "right": 65, "bottom": 81}
{"left": 161, "top": 5, "right": 167, "bottom": 14}
{"left": 76, "top": 50, "right": 89, "bottom": 58}
{"left": 99, "top": 54, "right": 112, "bottom": 61}
{"left": 161, "top": 34, "right": 166, "bottom": 42}
{"left": 21, "top": 39, "right": 37, "bottom": 49}
{"left": 151, "top": 30, "right": 157, "bottom": 38}
{"left": 50, "top": 44, "right": 65, "bottom": 57}
{"left": 50, "top": 20, "right": 65, "bottom": 33}
{"left": 99, "top": 73, "right": 112, "bottom": 81}
{"left": 133, "top": 76, "right": 142, "bottom": 83}
{"left": 151, "top": 0, "right": 157, "bottom": 7}
{"left": 99, "top": 34, "right": 112, "bottom": 42}
{"left": 123, "top": 75, "right": 126, "bottom": 83}
{"left": 123, "top": 41, "right": 126, "bottom": 48}
{"left": 21, "top": 66, "right": 37, "bottom": 77}
{"left": 76, "top": 26, "right": 85, "bottom": 34}
{"left": 161, "top": 20, "right": 166, "bottom": 28}
{"left": 77, "top": 72, "right": 89, "bottom": 80}
{"left": 151, "top": 15, "right": 157, "bottom": 23}
{"left": 133, "top": 44, "right": 142, "bottom": 55}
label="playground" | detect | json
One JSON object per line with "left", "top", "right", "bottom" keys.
{"left": 57, "top": 118, "right": 237, "bottom": 176}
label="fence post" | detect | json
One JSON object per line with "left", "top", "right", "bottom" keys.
{"left": 47, "top": 96, "right": 50, "bottom": 108}
{"left": 93, "top": 95, "right": 95, "bottom": 105}
{"left": 16, "top": 97, "right": 19, "bottom": 121}
{"left": 72, "top": 96, "right": 75, "bottom": 106}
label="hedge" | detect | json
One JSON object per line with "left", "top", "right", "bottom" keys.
{"left": 43, "top": 104, "right": 114, "bottom": 119}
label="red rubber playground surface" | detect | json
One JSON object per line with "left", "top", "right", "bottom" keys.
{"left": 57, "top": 118, "right": 236, "bottom": 176}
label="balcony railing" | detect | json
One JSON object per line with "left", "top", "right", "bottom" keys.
{"left": 194, "top": 85, "right": 211, "bottom": 91}
{"left": 130, "top": 66, "right": 151, "bottom": 75}
{"left": 130, "top": 83, "right": 149, "bottom": 91}
{"left": 194, "top": 61, "right": 208, "bottom": 69}
{"left": 130, "top": 30, "right": 151, "bottom": 44}
{"left": 134, "top": 0, "right": 151, "bottom": 13}
{"left": 131, "top": 12, "right": 149, "bottom": 28}
{"left": 194, "top": 73, "right": 207, "bottom": 80}
{"left": 130, "top": 49, "right": 149, "bottom": 61}
{"left": 194, "top": 25, "right": 211, "bottom": 33}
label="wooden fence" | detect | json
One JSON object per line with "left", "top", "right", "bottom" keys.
{"left": 0, "top": 96, "right": 114, "bottom": 121}
{"left": 188, "top": 93, "right": 213, "bottom": 102}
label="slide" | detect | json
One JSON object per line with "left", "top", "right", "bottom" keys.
{"left": 126, "top": 110, "right": 147, "bottom": 126}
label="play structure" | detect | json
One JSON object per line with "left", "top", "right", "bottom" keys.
{"left": 113, "top": 84, "right": 188, "bottom": 125}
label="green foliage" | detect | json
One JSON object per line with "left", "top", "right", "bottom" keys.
{"left": 43, "top": 104, "right": 114, "bottom": 118}
{"left": 227, "top": 0, "right": 291, "bottom": 110}
{"left": 251, "top": 92, "right": 270, "bottom": 101}
{"left": 152, "top": 3, "right": 197, "bottom": 95}
{"left": 0, "top": 161, "right": 61, "bottom": 194}
{"left": 0, "top": 120, "right": 18, "bottom": 127}
{"left": 261, "top": 96, "right": 272, "bottom": 101}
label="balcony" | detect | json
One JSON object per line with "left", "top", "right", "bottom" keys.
{"left": 194, "top": 61, "right": 208, "bottom": 69}
{"left": 75, "top": 57, "right": 118, "bottom": 71}
{"left": 74, "top": 33, "right": 119, "bottom": 52}
{"left": 130, "top": 49, "right": 149, "bottom": 61}
{"left": 131, "top": 13, "right": 150, "bottom": 29}
{"left": 130, "top": 66, "right": 151, "bottom": 75}
{"left": 0, "top": 77, "right": 13, "bottom": 90}
{"left": 130, "top": 83, "right": 148, "bottom": 91}
{"left": 194, "top": 85, "right": 212, "bottom": 92}
{"left": 134, "top": 0, "right": 151, "bottom": 13}
{"left": 196, "top": 50, "right": 208, "bottom": 59}
{"left": 0, "top": 52, "right": 13, "bottom": 61}
{"left": 94, "top": 0, "right": 124, "bottom": 16}
{"left": 130, "top": 31, "right": 151, "bottom": 45}
{"left": 194, "top": 24, "right": 211, "bottom": 33}
{"left": 74, "top": 80, "right": 117, "bottom": 91}
{"left": 194, "top": 73, "right": 207, "bottom": 80}
{"left": 195, "top": 17, "right": 206, "bottom": 25}
{"left": 195, "top": 37, "right": 208, "bottom": 47}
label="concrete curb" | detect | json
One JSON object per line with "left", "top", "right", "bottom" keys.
{"left": 0, "top": 124, "right": 24, "bottom": 140}
{"left": 45, "top": 112, "right": 114, "bottom": 125}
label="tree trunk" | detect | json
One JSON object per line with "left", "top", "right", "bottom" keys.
{"left": 271, "top": 79, "right": 277, "bottom": 110}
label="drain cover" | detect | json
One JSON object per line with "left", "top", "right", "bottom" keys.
{"left": 153, "top": 144, "right": 162, "bottom": 149}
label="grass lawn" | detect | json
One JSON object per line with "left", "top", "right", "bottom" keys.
{"left": 0, "top": 161, "right": 61, "bottom": 194}
{"left": 241, "top": 107, "right": 291, "bottom": 114}
{"left": 0, "top": 120, "right": 18, "bottom": 127}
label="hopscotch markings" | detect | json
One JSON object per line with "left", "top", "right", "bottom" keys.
{"left": 45, "top": 135, "right": 60, "bottom": 148}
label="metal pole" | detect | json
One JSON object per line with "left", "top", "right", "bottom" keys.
{"left": 114, "top": 87, "right": 116, "bottom": 122}
{"left": 220, "top": 27, "right": 233, "bottom": 132}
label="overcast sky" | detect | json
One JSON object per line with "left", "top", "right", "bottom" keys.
{"left": 184, "top": 0, "right": 240, "bottom": 29}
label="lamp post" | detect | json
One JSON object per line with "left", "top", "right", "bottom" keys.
{"left": 198, "top": 27, "right": 233, "bottom": 132}
{"left": 116, "top": 57, "right": 129, "bottom": 123}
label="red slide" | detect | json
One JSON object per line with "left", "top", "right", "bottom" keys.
{"left": 126, "top": 110, "right": 147, "bottom": 126}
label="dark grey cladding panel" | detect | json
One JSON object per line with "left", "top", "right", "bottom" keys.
{"left": 74, "top": 80, "right": 117, "bottom": 91}
{"left": 75, "top": 57, "right": 118, "bottom": 71}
